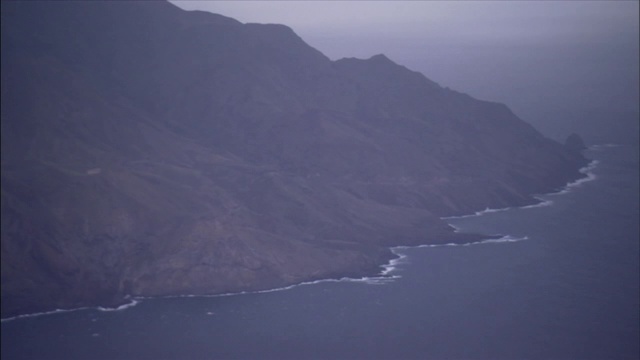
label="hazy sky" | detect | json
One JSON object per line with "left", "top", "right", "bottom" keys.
{"left": 170, "top": 1, "right": 638, "bottom": 56}
{"left": 170, "top": 1, "right": 639, "bottom": 142}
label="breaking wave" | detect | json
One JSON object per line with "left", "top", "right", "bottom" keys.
{"left": 97, "top": 299, "right": 140, "bottom": 312}
{"left": 1, "top": 298, "right": 141, "bottom": 323}
{"left": 406, "top": 235, "right": 529, "bottom": 248}
{"left": 521, "top": 198, "right": 554, "bottom": 209}
{"left": 442, "top": 206, "right": 511, "bottom": 220}
{"left": 1, "top": 307, "right": 92, "bottom": 323}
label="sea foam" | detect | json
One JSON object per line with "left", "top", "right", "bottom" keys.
{"left": 409, "top": 235, "right": 529, "bottom": 248}
{"left": 1, "top": 307, "right": 92, "bottom": 323}
{"left": 1, "top": 298, "right": 142, "bottom": 323}
{"left": 97, "top": 299, "right": 140, "bottom": 312}
{"left": 521, "top": 198, "right": 554, "bottom": 209}
{"left": 441, "top": 206, "right": 512, "bottom": 220}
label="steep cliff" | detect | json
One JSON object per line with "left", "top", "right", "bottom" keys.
{"left": 1, "top": 1, "right": 588, "bottom": 318}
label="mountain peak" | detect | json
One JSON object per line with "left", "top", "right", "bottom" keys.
{"left": 182, "top": 9, "right": 242, "bottom": 26}
{"left": 336, "top": 53, "right": 396, "bottom": 67}
{"left": 369, "top": 53, "right": 392, "bottom": 62}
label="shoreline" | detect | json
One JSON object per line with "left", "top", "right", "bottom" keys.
{"left": 1, "top": 154, "right": 602, "bottom": 323}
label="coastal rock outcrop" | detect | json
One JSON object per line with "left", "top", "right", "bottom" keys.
{"left": 564, "top": 133, "right": 588, "bottom": 153}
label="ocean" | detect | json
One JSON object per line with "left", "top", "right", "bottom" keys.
{"left": 2, "top": 144, "right": 638, "bottom": 360}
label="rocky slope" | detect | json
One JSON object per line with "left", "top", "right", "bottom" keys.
{"left": 1, "top": 1, "right": 588, "bottom": 318}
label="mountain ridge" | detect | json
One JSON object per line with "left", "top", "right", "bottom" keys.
{"left": 1, "top": 0, "right": 587, "bottom": 318}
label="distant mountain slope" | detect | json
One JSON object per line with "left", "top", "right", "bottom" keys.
{"left": 0, "top": 1, "right": 587, "bottom": 318}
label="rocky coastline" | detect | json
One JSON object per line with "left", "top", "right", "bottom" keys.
{"left": 1, "top": 0, "right": 588, "bottom": 318}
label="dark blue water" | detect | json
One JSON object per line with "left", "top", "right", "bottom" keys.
{"left": 2, "top": 144, "right": 639, "bottom": 360}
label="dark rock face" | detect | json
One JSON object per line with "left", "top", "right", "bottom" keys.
{"left": 0, "top": 1, "right": 588, "bottom": 318}
{"left": 564, "top": 133, "right": 588, "bottom": 153}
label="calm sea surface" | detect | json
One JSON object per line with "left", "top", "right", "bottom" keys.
{"left": 2, "top": 144, "right": 638, "bottom": 360}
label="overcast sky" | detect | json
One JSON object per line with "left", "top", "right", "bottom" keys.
{"left": 170, "top": 1, "right": 637, "bottom": 54}
{"left": 170, "top": 1, "right": 639, "bottom": 142}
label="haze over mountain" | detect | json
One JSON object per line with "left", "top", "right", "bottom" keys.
{"left": 175, "top": 1, "right": 639, "bottom": 145}
{"left": 1, "top": 1, "right": 587, "bottom": 318}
